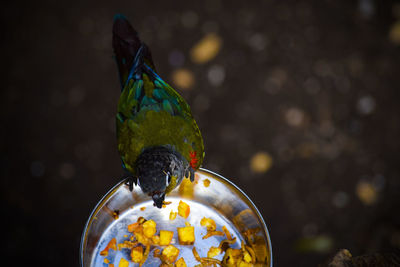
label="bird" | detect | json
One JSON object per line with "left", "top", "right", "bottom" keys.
{"left": 112, "top": 15, "right": 204, "bottom": 208}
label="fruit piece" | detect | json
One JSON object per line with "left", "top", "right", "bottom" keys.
{"left": 100, "top": 238, "right": 117, "bottom": 256}
{"left": 161, "top": 244, "right": 180, "bottom": 263}
{"left": 127, "top": 217, "right": 146, "bottom": 232}
{"left": 134, "top": 232, "right": 150, "bottom": 246}
{"left": 200, "top": 217, "right": 216, "bottom": 231}
{"left": 243, "top": 250, "right": 253, "bottom": 263}
{"left": 177, "top": 225, "right": 195, "bottom": 245}
{"left": 207, "top": 246, "right": 221, "bottom": 258}
{"left": 131, "top": 246, "right": 144, "bottom": 263}
{"left": 142, "top": 219, "right": 157, "bottom": 238}
{"left": 159, "top": 230, "right": 174, "bottom": 246}
{"left": 127, "top": 222, "right": 140, "bottom": 232}
{"left": 203, "top": 179, "right": 210, "bottom": 187}
{"left": 169, "top": 210, "right": 177, "bottom": 221}
{"left": 178, "top": 200, "right": 190, "bottom": 218}
{"left": 175, "top": 257, "right": 187, "bottom": 267}
{"left": 222, "top": 248, "right": 242, "bottom": 267}
{"left": 118, "top": 257, "right": 129, "bottom": 267}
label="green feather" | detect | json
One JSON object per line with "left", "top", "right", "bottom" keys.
{"left": 116, "top": 65, "right": 204, "bottom": 175}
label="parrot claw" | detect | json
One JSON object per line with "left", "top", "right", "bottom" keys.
{"left": 185, "top": 167, "right": 195, "bottom": 182}
{"left": 124, "top": 176, "right": 137, "bottom": 192}
{"left": 189, "top": 167, "right": 195, "bottom": 182}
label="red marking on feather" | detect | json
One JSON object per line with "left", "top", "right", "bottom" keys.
{"left": 189, "top": 151, "right": 198, "bottom": 169}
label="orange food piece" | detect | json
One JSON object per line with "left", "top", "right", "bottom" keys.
{"left": 129, "top": 216, "right": 146, "bottom": 233}
{"left": 118, "top": 257, "right": 129, "bottom": 267}
{"left": 202, "top": 230, "right": 225, "bottom": 239}
{"left": 151, "top": 235, "right": 160, "bottom": 245}
{"left": 100, "top": 238, "right": 117, "bottom": 256}
{"left": 177, "top": 225, "right": 195, "bottom": 245}
{"left": 134, "top": 232, "right": 151, "bottom": 246}
{"left": 207, "top": 246, "right": 222, "bottom": 258}
{"left": 200, "top": 217, "right": 216, "bottom": 231}
{"left": 163, "top": 201, "right": 172, "bottom": 209}
{"left": 153, "top": 248, "right": 161, "bottom": 258}
{"left": 161, "top": 244, "right": 180, "bottom": 263}
{"left": 222, "top": 225, "right": 233, "bottom": 240}
{"left": 140, "top": 206, "right": 146, "bottom": 211}
{"left": 142, "top": 219, "right": 157, "bottom": 238}
{"left": 178, "top": 200, "right": 190, "bottom": 218}
{"left": 192, "top": 246, "right": 201, "bottom": 262}
{"left": 203, "top": 179, "right": 211, "bottom": 187}
{"left": 127, "top": 222, "right": 140, "bottom": 232}
{"left": 243, "top": 250, "right": 253, "bottom": 263}
{"left": 175, "top": 257, "right": 187, "bottom": 267}
{"left": 159, "top": 230, "right": 174, "bottom": 246}
{"left": 222, "top": 248, "right": 242, "bottom": 266}
{"left": 117, "top": 240, "right": 138, "bottom": 250}
{"left": 169, "top": 210, "right": 177, "bottom": 221}
{"left": 131, "top": 246, "right": 144, "bottom": 263}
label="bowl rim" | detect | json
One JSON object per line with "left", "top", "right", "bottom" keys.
{"left": 79, "top": 168, "right": 273, "bottom": 266}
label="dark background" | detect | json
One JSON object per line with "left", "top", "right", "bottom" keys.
{"left": 2, "top": 0, "right": 400, "bottom": 266}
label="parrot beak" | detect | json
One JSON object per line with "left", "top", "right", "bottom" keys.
{"left": 152, "top": 192, "right": 165, "bottom": 209}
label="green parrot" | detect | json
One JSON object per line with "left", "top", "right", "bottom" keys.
{"left": 112, "top": 15, "right": 204, "bottom": 208}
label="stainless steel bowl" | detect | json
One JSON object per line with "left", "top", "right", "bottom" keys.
{"left": 80, "top": 168, "right": 273, "bottom": 266}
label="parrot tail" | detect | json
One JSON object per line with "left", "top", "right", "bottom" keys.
{"left": 112, "top": 14, "right": 156, "bottom": 89}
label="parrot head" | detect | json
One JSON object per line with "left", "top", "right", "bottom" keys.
{"left": 136, "top": 146, "right": 187, "bottom": 208}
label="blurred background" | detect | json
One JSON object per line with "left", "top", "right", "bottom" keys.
{"left": 2, "top": 0, "right": 400, "bottom": 266}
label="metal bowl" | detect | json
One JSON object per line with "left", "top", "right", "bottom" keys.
{"left": 80, "top": 168, "right": 273, "bottom": 266}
